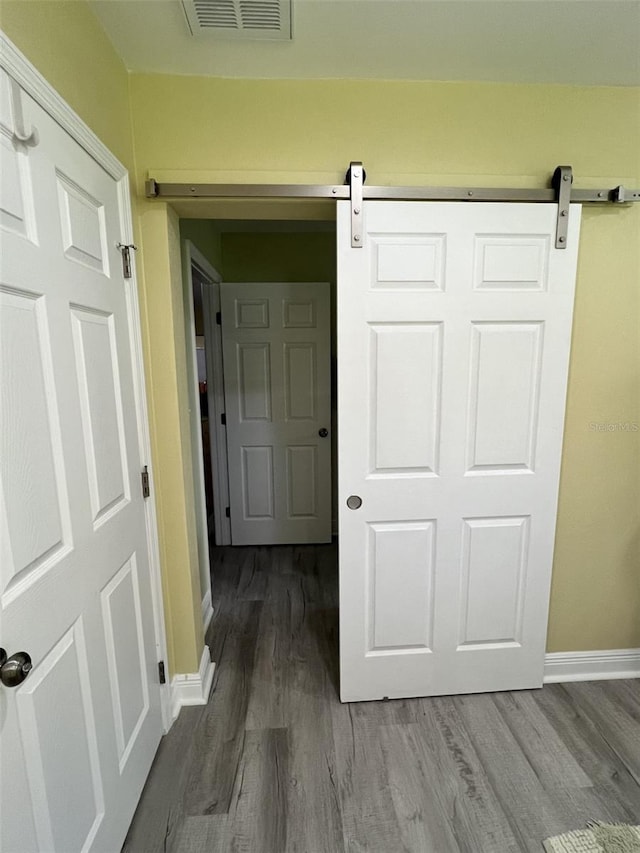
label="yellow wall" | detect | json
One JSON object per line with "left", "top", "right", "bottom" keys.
{"left": 131, "top": 75, "right": 639, "bottom": 654}
{"left": 137, "top": 203, "right": 204, "bottom": 673}
{"left": 129, "top": 76, "right": 639, "bottom": 188}
{"left": 221, "top": 231, "right": 335, "bottom": 282}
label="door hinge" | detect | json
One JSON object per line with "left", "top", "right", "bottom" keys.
{"left": 216, "top": 311, "right": 221, "bottom": 325}
{"left": 158, "top": 661, "right": 166, "bottom": 684}
{"left": 221, "top": 412, "right": 226, "bottom": 425}
{"left": 116, "top": 242, "right": 137, "bottom": 278}
{"left": 225, "top": 506, "right": 230, "bottom": 518}
{"left": 141, "top": 466, "right": 151, "bottom": 499}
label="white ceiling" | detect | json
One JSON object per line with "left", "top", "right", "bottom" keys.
{"left": 90, "top": 0, "right": 640, "bottom": 86}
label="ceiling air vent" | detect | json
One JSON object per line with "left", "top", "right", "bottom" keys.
{"left": 181, "top": 0, "right": 292, "bottom": 40}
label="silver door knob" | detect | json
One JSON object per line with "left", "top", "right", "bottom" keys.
{"left": 346, "top": 495, "right": 362, "bottom": 510}
{"left": 0, "top": 649, "right": 33, "bottom": 688}
{"left": 318, "top": 428, "right": 328, "bottom": 438}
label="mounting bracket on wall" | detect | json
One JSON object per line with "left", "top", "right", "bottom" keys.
{"left": 145, "top": 163, "right": 640, "bottom": 250}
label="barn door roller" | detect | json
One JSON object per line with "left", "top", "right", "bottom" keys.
{"left": 145, "top": 163, "right": 640, "bottom": 250}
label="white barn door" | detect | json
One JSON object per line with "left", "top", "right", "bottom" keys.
{"left": 0, "top": 68, "right": 162, "bottom": 851}
{"left": 221, "top": 282, "right": 332, "bottom": 545}
{"left": 337, "top": 200, "right": 581, "bottom": 702}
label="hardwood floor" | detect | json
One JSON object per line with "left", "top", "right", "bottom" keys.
{"left": 123, "top": 542, "right": 640, "bottom": 853}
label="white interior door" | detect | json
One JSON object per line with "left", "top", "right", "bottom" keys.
{"left": 221, "top": 282, "right": 332, "bottom": 545}
{"left": 0, "top": 69, "right": 162, "bottom": 851}
{"left": 337, "top": 200, "right": 581, "bottom": 702}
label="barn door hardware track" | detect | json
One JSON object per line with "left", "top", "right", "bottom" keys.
{"left": 145, "top": 163, "right": 640, "bottom": 249}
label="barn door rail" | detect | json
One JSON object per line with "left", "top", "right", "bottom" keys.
{"left": 145, "top": 162, "right": 640, "bottom": 249}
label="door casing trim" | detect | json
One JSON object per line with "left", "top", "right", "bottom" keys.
{"left": 183, "top": 241, "right": 231, "bottom": 548}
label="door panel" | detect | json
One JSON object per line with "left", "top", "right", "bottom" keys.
{"left": 284, "top": 342, "right": 316, "bottom": 420}
{"left": 371, "top": 322, "right": 442, "bottom": 474}
{"left": 0, "top": 68, "right": 162, "bottom": 852}
{"left": 368, "top": 520, "right": 435, "bottom": 652}
{"left": 100, "top": 555, "right": 150, "bottom": 770}
{"left": 466, "top": 322, "right": 543, "bottom": 471}
{"left": 338, "top": 200, "right": 581, "bottom": 701}
{"left": 1, "top": 287, "right": 72, "bottom": 589}
{"left": 237, "top": 342, "right": 272, "bottom": 421}
{"left": 221, "top": 282, "right": 331, "bottom": 545}
{"left": 71, "top": 307, "right": 130, "bottom": 524}
{"left": 241, "top": 445, "right": 275, "bottom": 519}
{"left": 56, "top": 170, "right": 109, "bottom": 274}
{"left": 17, "top": 620, "right": 105, "bottom": 853}
{"left": 458, "top": 515, "right": 529, "bottom": 646}
{"left": 286, "top": 445, "right": 317, "bottom": 517}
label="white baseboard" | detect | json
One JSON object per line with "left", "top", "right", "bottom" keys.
{"left": 202, "top": 588, "right": 214, "bottom": 634}
{"left": 165, "top": 647, "right": 636, "bottom": 721}
{"left": 170, "top": 645, "right": 215, "bottom": 721}
{"left": 544, "top": 648, "right": 640, "bottom": 684}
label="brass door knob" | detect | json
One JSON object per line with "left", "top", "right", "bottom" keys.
{"left": 0, "top": 649, "right": 33, "bottom": 688}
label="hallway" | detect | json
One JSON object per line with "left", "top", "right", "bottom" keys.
{"left": 123, "top": 543, "right": 640, "bottom": 852}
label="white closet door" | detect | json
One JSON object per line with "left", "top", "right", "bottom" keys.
{"left": 221, "top": 282, "right": 332, "bottom": 545}
{"left": 0, "top": 70, "right": 162, "bottom": 852}
{"left": 337, "top": 200, "right": 581, "bottom": 702}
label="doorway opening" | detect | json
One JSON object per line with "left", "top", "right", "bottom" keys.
{"left": 181, "top": 216, "right": 339, "bottom": 640}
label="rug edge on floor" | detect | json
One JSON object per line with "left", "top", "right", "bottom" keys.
{"left": 542, "top": 823, "right": 640, "bottom": 853}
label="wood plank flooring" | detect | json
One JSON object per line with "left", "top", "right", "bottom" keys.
{"left": 123, "top": 542, "right": 640, "bottom": 853}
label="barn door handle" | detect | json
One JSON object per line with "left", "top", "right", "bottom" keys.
{"left": 0, "top": 649, "right": 33, "bottom": 688}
